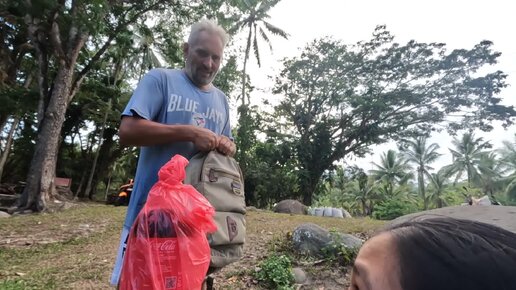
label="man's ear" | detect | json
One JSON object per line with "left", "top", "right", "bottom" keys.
{"left": 182, "top": 43, "right": 189, "bottom": 59}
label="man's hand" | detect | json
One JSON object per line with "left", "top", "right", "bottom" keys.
{"left": 192, "top": 127, "right": 218, "bottom": 152}
{"left": 216, "top": 135, "right": 236, "bottom": 157}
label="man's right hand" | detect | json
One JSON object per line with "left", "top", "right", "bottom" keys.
{"left": 192, "top": 127, "right": 219, "bottom": 152}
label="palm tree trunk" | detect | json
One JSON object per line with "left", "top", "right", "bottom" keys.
{"left": 418, "top": 168, "right": 427, "bottom": 209}
{"left": 84, "top": 99, "right": 111, "bottom": 199}
{"left": 0, "top": 117, "right": 20, "bottom": 182}
{"left": 241, "top": 23, "right": 253, "bottom": 107}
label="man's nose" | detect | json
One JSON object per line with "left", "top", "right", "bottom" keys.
{"left": 202, "top": 57, "right": 213, "bottom": 70}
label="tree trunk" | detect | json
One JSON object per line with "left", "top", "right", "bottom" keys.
{"left": 18, "top": 64, "right": 74, "bottom": 211}
{"left": 0, "top": 117, "right": 20, "bottom": 182}
{"left": 84, "top": 99, "right": 111, "bottom": 199}
{"left": 0, "top": 115, "right": 8, "bottom": 136}
{"left": 75, "top": 169, "right": 87, "bottom": 198}
{"left": 241, "top": 24, "right": 253, "bottom": 107}
{"left": 418, "top": 168, "right": 427, "bottom": 209}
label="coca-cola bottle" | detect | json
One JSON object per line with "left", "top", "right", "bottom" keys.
{"left": 120, "top": 209, "right": 183, "bottom": 290}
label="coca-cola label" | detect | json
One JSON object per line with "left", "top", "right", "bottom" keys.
{"left": 159, "top": 239, "right": 177, "bottom": 252}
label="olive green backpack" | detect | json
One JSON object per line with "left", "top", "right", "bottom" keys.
{"left": 184, "top": 151, "right": 246, "bottom": 269}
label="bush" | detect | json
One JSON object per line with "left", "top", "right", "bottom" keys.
{"left": 373, "top": 198, "right": 418, "bottom": 220}
{"left": 321, "top": 230, "right": 360, "bottom": 266}
{"left": 254, "top": 255, "right": 295, "bottom": 290}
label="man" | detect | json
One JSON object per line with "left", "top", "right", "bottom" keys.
{"left": 110, "top": 19, "right": 235, "bottom": 287}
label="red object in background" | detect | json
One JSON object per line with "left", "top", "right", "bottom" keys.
{"left": 119, "top": 155, "right": 217, "bottom": 290}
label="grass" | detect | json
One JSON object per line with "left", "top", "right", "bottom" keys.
{"left": 0, "top": 204, "right": 385, "bottom": 289}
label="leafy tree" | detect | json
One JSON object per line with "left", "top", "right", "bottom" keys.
{"left": 7, "top": 0, "right": 207, "bottom": 211}
{"left": 400, "top": 136, "right": 441, "bottom": 209}
{"left": 445, "top": 132, "right": 491, "bottom": 187}
{"left": 272, "top": 27, "right": 515, "bottom": 204}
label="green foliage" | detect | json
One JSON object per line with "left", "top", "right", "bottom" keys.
{"left": 254, "top": 255, "right": 295, "bottom": 290}
{"left": 444, "top": 132, "right": 492, "bottom": 186}
{"left": 321, "top": 231, "right": 360, "bottom": 267}
{"left": 271, "top": 26, "right": 515, "bottom": 205}
{"left": 373, "top": 198, "right": 419, "bottom": 220}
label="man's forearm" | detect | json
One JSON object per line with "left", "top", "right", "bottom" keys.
{"left": 118, "top": 117, "right": 196, "bottom": 147}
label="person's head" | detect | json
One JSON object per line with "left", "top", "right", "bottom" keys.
{"left": 349, "top": 216, "right": 516, "bottom": 290}
{"left": 183, "top": 19, "right": 229, "bottom": 90}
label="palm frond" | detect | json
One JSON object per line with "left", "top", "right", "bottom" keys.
{"left": 252, "top": 24, "right": 261, "bottom": 66}
{"left": 259, "top": 26, "right": 273, "bottom": 51}
{"left": 262, "top": 20, "right": 289, "bottom": 39}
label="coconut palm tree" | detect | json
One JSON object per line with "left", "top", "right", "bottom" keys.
{"left": 400, "top": 136, "right": 442, "bottom": 209}
{"left": 370, "top": 150, "right": 413, "bottom": 195}
{"left": 445, "top": 132, "right": 491, "bottom": 187}
{"left": 428, "top": 169, "right": 450, "bottom": 208}
{"left": 476, "top": 152, "right": 503, "bottom": 197}
{"left": 499, "top": 134, "right": 516, "bottom": 201}
{"left": 230, "top": 0, "right": 289, "bottom": 105}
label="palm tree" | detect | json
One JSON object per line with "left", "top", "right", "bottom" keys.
{"left": 230, "top": 0, "right": 289, "bottom": 105}
{"left": 428, "top": 169, "right": 450, "bottom": 208}
{"left": 476, "top": 152, "right": 503, "bottom": 197}
{"left": 445, "top": 132, "right": 490, "bottom": 187}
{"left": 347, "top": 171, "right": 380, "bottom": 216}
{"left": 370, "top": 150, "right": 413, "bottom": 195}
{"left": 499, "top": 134, "right": 516, "bottom": 201}
{"left": 400, "top": 136, "right": 442, "bottom": 209}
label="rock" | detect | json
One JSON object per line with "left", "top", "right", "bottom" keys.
{"left": 0, "top": 211, "right": 10, "bottom": 218}
{"left": 390, "top": 205, "right": 516, "bottom": 234}
{"left": 292, "top": 223, "right": 363, "bottom": 258}
{"left": 292, "top": 267, "right": 307, "bottom": 284}
{"left": 273, "top": 199, "right": 307, "bottom": 215}
{"left": 309, "top": 207, "right": 352, "bottom": 218}
{"left": 246, "top": 206, "right": 259, "bottom": 211}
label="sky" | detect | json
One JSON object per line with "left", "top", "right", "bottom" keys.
{"left": 240, "top": 0, "right": 516, "bottom": 172}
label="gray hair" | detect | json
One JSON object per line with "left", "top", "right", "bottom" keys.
{"left": 188, "top": 19, "right": 229, "bottom": 47}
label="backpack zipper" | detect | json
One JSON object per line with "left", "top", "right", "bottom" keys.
{"left": 208, "top": 168, "right": 239, "bottom": 182}
{"left": 208, "top": 168, "right": 243, "bottom": 195}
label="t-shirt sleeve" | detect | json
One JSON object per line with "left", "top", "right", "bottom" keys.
{"left": 121, "top": 70, "right": 164, "bottom": 121}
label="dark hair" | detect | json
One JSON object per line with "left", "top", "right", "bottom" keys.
{"left": 384, "top": 216, "right": 516, "bottom": 290}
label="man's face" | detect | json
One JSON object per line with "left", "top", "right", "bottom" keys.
{"left": 184, "top": 30, "right": 224, "bottom": 89}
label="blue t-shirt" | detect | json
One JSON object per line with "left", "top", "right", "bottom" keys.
{"left": 111, "top": 68, "right": 231, "bottom": 285}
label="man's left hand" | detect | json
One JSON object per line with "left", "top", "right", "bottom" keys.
{"left": 216, "top": 136, "right": 236, "bottom": 157}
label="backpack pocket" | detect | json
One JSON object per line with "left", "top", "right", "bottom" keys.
{"left": 194, "top": 168, "right": 246, "bottom": 214}
{"left": 208, "top": 211, "right": 246, "bottom": 245}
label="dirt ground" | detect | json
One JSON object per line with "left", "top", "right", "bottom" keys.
{"left": 0, "top": 203, "right": 384, "bottom": 289}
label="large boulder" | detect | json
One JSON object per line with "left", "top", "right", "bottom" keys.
{"left": 0, "top": 210, "right": 11, "bottom": 218}
{"left": 308, "top": 207, "right": 352, "bottom": 218}
{"left": 273, "top": 199, "right": 307, "bottom": 215}
{"left": 292, "top": 223, "right": 363, "bottom": 258}
{"left": 390, "top": 205, "right": 516, "bottom": 234}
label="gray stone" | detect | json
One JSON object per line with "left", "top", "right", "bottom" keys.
{"left": 390, "top": 205, "right": 516, "bottom": 234}
{"left": 292, "top": 267, "right": 307, "bottom": 284}
{"left": 273, "top": 199, "right": 307, "bottom": 215}
{"left": 0, "top": 211, "right": 11, "bottom": 218}
{"left": 292, "top": 223, "right": 363, "bottom": 258}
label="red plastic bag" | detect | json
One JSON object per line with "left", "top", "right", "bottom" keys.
{"left": 119, "top": 155, "right": 217, "bottom": 290}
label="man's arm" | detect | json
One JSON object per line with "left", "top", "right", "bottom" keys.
{"left": 119, "top": 116, "right": 218, "bottom": 151}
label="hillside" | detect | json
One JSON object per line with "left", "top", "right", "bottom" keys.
{"left": 0, "top": 204, "right": 384, "bottom": 289}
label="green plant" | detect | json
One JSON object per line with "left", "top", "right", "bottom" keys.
{"left": 373, "top": 198, "right": 418, "bottom": 220}
{"left": 321, "top": 230, "right": 360, "bottom": 266}
{"left": 254, "top": 255, "right": 295, "bottom": 290}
